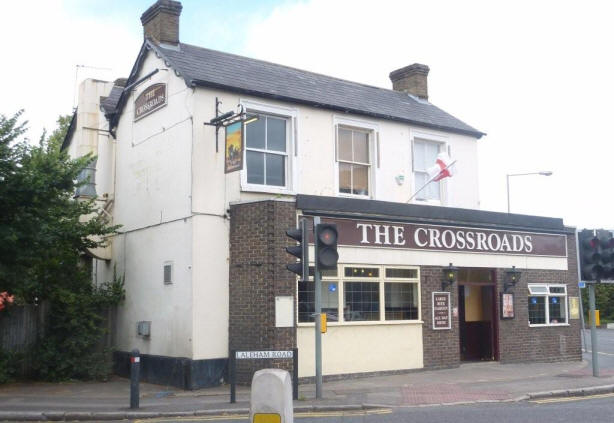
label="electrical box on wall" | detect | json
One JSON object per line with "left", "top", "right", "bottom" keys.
{"left": 137, "top": 321, "right": 151, "bottom": 337}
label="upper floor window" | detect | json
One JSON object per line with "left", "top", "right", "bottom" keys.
{"left": 413, "top": 139, "right": 442, "bottom": 201}
{"left": 337, "top": 127, "right": 371, "bottom": 196}
{"left": 245, "top": 114, "right": 289, "bottom": 188}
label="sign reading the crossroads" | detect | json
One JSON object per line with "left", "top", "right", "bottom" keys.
{"left": 134, "top": 83, "right": 167, "bottom": 121}
{"left": 312, "top": 217, "right": 567, "bottom": 257}
{"left": 235, "top": 350, "right": 294, "bottom": 359}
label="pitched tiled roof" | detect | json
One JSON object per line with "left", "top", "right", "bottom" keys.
{"left": 151, "top": 41, "right": 484, "bottom": 138}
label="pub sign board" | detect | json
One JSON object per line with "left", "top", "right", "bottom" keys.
{"left": 304, "top": 216, "right": 567, "bottom": 258}
{"left": 225, "top": 121, "right": 244, "bottom": 173}
{"left": 500, "top": 293, "right": 514, "bottom": 319}
{"left": 432, "top": 292, "right": 451, "bottom": 330}
{"left": 134, "top": 83, "right": 167, "bottom": 121}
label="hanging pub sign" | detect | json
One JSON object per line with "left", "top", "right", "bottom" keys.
{"left": 501, "top": 292, "right": 514, "bottom": 319}
{"left": 432, "top": 292, "right": 451, "bottom": 330}
{"left": 225, "top": 121, "right": 244, "bottom": 173}
{"left": 134, "top": 83, "right": 167, "bottom": 121}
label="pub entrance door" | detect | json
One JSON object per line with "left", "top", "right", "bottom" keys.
{"left": 458, "top": 268, "right": 498, "bottom": 361}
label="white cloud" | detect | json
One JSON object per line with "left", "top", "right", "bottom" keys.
{"left": 242, "top": 0, "right": 614, "bottom": 228}
{"left": 0, "top": 0, "right": 141, "bottom": 141}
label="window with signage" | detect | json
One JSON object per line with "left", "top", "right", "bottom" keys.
{"left": 337, "top": 127, "right": 371, "bottom": 197}
{"left": 245, "top": 114, "right": 290, "bottom": 189}
{"left": 297, "top": 265, "right": 420, "bottom": 324}
{"left": 528, "top": 284, "right": 568, "bottom": 326}
{"left": 413, "top": 139, "right": 442, "bottom": 201}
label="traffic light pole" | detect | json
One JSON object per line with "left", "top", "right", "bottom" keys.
{"left": 313, "top": 216, "right": 323, "bottom": 399}
{"left": 588, "top": 282, "right": 599, "bottom": 377}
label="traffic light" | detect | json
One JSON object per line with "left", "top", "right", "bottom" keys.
{"left": 598, "top": 229, "right": 614, "bottom": 280}
{"left": 286, "top": 219, "right": 308, "bottom": 280}
{"left": 315, "top": 223, "right": 339, "bottom": 270}
{"left": 579, "top": 229, "right": 603, "bottom": 281}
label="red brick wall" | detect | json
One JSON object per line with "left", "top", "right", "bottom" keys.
{"left": 421, "top": 266, "right": 461, "bottom": 369}
{"left": 497, "top": 233, "right": 582, "bottom": 363}
{"left": 228, "top": 200, "right": 297, "bottom": 383}
{"left": 421, "top": 232, "right": 581, "bottom": 368}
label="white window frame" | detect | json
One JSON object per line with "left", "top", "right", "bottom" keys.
{"left": 410, "top": 130, "right": 448, "bottom": 205}
{"left": 333, "top": 116, "right": 378, "bottom": 199}
{"left": 297, "top": 264, "right": 421, "bottom": 327}
{"left": 240, "top": 99, "right": 298, "bottom": 194}
{"left": 528, "top": 283, "right": 569, "bottom": 327}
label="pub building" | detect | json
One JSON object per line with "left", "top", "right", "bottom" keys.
{"left": 63, "top": 0, "right": 581, "bottom": 389}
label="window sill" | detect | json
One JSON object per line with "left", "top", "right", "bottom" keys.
{"left": 337, "top": 192, "right": 371, "bottom": 200}
{"left": 297, "top": 320, "right": 424, "bottom": 327}
{"left": 529, "top": 323, "right": 570, "bottom": 328}
{"left": 241, "top": 184, "right": 296, "bottom": 196}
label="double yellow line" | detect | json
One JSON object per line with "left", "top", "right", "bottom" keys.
{"left": 531, "top": 392, "right": 614, "bottom": 404}
{"left": 135, "top": 407, "right": 392, "bottom": 423}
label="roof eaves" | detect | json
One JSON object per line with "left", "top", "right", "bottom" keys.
{"left": 60, "top": 109, "right": 78, "bottom": 152}
{"left": 190, "top": 79, "right": 486, "bottom": 139}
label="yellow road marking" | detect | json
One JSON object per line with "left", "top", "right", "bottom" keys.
{"left": 134, "top": 408, "right": 392, "bottom": 423}
{"left": 531, "top": 392, "right": 614, "bottom": 404}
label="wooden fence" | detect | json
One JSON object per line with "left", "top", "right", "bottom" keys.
{"left": 0, "top": 304, "right": 115, "bottom": 377}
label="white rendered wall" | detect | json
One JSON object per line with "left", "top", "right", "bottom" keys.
{"left": 191, "top": 214, "right": 230, "bottom": 360}
{"left": 190, "top": 89, "right": 481, "bottom": 209}
{"left": 112, "top": 52, "right": 195, "bottom": 358}
{"left": 297, "top": 324, "right": 423, "bottom": 377}
{"left": 64, "top": 79, "right": 117, "bottom": 286}
{"left": 113, "top": 219, "right": 193, "bottom": 357}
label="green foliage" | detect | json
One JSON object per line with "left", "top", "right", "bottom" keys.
{"left": 581, "top": 284, "right": 614, "bottom": 322}
{"left": 0, "top": 110, "right": 123, "bottom": 381}
{"left": 33, "top": 271, "right": 125, "bottom": 381}
{"left": 0, "top": 349, "right": 22, "bottom": 384}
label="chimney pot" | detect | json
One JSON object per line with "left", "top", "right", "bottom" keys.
{"left": 141, "top": 0, "right": 183, "bottom": 46}
{"left": 389, "top": 63, "right": 430, "bottom": 100}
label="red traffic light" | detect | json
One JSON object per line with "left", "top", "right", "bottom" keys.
{"left": 317, "top": 226, "right": 337, "bottom": 246}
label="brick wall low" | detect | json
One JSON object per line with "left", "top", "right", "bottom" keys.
{"left": 421, "top": 233, "right": 581, "bottom": 367}
{"left": 228, "top": 200, "right": 297, "bottom": 383}
{"left": 498, "top": 233, "right": 582, "bottom": 363}
{"left": 421, "top": 266, "right": 461, "bottom": 369}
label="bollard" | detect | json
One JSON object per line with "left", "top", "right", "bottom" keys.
{"left": 130, "top": 349, "right": 140, "bottom": 409}
{"left": 250, "top": 369, "right": 293, "bottom": 423}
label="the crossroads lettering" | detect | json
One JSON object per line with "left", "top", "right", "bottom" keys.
{"left": 235, "top": 350, "right": 294, "bottom": 360}
{"left": 313, "top": 217, "right": 567, "bottom": 257}
{"left": 134, "top": 83, "right": 167, "bottom": 120}
{"left": 356, "top": 223, "right": 534, "bottom": 253}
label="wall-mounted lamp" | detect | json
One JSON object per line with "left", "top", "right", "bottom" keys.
{"left": 442, "top": 263, "right": 459, "bottom": 291}
{"left": 504, "top": 266, "right": 522, "bottom": 292}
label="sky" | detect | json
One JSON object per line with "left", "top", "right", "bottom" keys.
{"left": 1, "top": 0, "right": 613, "bottom": 229}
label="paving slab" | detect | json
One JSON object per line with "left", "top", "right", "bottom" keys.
{"left": 2, "top": 354, "right": 614, "bottom": 421}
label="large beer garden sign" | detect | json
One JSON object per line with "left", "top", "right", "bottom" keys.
{"left": 134, "top": 83, "right": 167, "bottom": 121}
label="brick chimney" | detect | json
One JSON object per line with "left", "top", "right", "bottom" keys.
{"left": 140, "top": 0, "right": 183, "bottom": 46}
{"left": 389, "top": 63, "right": 430, "bottom": 100}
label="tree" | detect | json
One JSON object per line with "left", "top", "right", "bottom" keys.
{"left": 0, "top": 110, "right": 122, "bottom": 380}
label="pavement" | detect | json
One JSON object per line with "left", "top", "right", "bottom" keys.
{"left": 1, "top": 329, "right": 614, "bottom": 421}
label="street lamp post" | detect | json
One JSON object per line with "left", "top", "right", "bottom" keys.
{"left": 506, "top": 171, "right": 553, "bottom": 213}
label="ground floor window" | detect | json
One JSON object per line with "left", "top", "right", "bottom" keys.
{"left": 528, "top": 284, "right": 568, "bottom": 326}
{"left": 298, "top": 264, "right": 420, "bottom": 324}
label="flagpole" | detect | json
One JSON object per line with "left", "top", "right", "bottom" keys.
{"left": 407, "top": 159, "right": 457, "bottom": 203}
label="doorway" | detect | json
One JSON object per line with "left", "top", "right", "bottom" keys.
{"left": 458, "top": 268, "right": 498, "bottom": 361}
